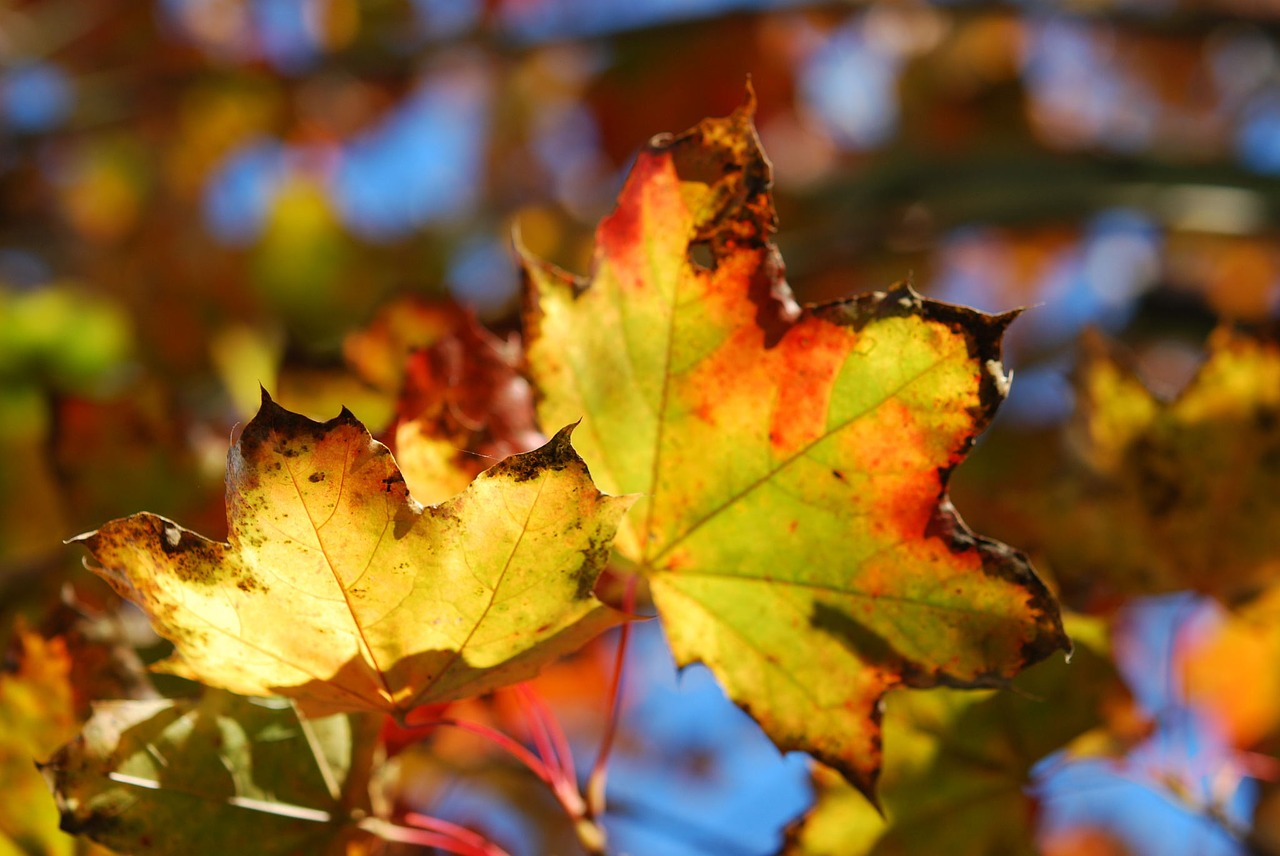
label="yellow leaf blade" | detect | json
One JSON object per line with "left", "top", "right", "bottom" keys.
{"left": 74, "top": 393, "right": 633, "bottom": 717}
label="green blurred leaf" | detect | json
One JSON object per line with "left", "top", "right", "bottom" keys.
{"left": 0, "top": 286, "right": 132, "bottom": 393}
{"left": 41, "top": 691, "right": 374, "bottom": 856}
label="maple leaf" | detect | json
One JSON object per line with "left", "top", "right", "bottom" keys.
{"left": 784, "top": 615, "right": 1125, "bottom": 855}
{"left": 71, "top": 392, "right": 633, "bottom": 718}
{"left": 38, "top": 593, "right": 162, "bottom": 718}
{"left": 342, "top": 297, "right": 472, "bottom": 397}
{"left": 390, "top": 310, "right": 544, "bottom": 505}
{"left": 521, "top": 97, "right": 1068, "bottom": 798}
{"left": 40, "top": 691, "right": 376, "bottom": 856}
{"left": 982, "top": 328, "right": 1280, "bottom": 607}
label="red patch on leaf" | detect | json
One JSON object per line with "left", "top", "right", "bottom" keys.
{"left": 768, "top": 317, "right": 852, "bottom": 456}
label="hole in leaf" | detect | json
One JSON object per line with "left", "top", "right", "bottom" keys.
{"left": 688, "top": 241, "right": 715, "bottom": 272}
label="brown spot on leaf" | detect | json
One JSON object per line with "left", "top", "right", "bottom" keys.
{"left": 235, "top": 574, "right": 263, "bottom": 593}
{"left": 572, "top": 536, "right": 612, "bottom": 600}
{"left": 487, "top": 423, "right": 582, "bottom": 483}
{"left": 688, "top": 240, "right": 716, "bottom": 272}
{"left": 157, "top": 522, "right": 202, "bottom": 556}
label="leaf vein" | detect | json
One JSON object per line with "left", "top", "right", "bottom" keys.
{"left": 281, "top": 437, "right": 395, "bottom": 707}
{"left": 649, "top": 345, "right": 959, "bottom": 564}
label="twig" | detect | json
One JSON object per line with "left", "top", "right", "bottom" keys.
{"left": 586, "top": 575, "right": 639, "bottom": 820}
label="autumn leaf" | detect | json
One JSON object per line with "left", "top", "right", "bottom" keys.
{"left": 0, "top": 629, "right": 79, "bottom": 856}
{"left": 338, "top": 295, "right": 543, "bottom": 504}
{"left": 994, "top": 328, "right": 1280, "bottom": 606}
{"left": 342, "top": 297, "right": 473, "bottom": 397}
{"left": 72, "top": 392, "right": 633, "bottom": 718}
{"left": 36, "top": 595, "right": 161, "bottom": 718}
{"left": 0, "top": 600, "right": 159, "bottom": 856}
{"left": 1183, "top": 585, "right": 1280, "bottom": 749}
{"left": 521, "top": 97, "right": 1068, "bottom": 797}
{"left": 40, "top": 691, "right": 377, "bottom": 856}
{"left": 784, "top": 614, "right": 1125, "bottom": 856}
{"left": 389, "top": 310, "right": 543, "bottom": 505}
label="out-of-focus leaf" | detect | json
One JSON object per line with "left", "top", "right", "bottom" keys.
{"left": 785, "top": 615, "right": 1123, "bottom": 856}
{"left": 1183, "top": 585, "right": 1280, "bottom": 749}
{"left": 252, "top": 177, "right": 352, "bottom": 346}
{"left": 522, "top": 99, "right": 1067, "bottom": 798}
{"left": 0, "top": 286, "right": 132, "bottom": 393}
{"left": 210, "top": 324, "right": 285, "bottom": 421}
{"left": 71, "top": 392, "right": 632, "bottom": 718}
{"left": 41, "top": 691, "right": 374, "bottom": 856}
{"left": 0, "top": 630, "right": 79, "bottom": 855}
{"left": 391, "top": 312, "right": 543, "bottom": 505}
{"left": 342, "top": 298, "right": 472, "bottom": 397}
{"left": 37, "top": 595, "right": 160, "bottom": 718}
{"left": 57, "top": 139, "right": 149, "bottom": 245}
{"left": 0, "top": 434, "right": 67, "bottom": 574}
{"left": 53, "top": 386, "right": 224, "bottom": 538}
{"left": 1014, "top": 328, "right": 1280, "bottom": 605}
{"left": 342, "top": 297, "right": 544, "bottom": 504}
{"left": 273, "top": 368, "right": 395, "bottom": 437}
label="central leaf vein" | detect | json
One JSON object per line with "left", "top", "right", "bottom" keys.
{"left": 283, "top": 435, "right": 394, "bottom": 706}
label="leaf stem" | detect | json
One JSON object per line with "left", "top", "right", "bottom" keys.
{"left": 517, "top": 682, "right": 578, "bottom": 786}
{"left": 403, "top": 710, "right": 604, "bottom": 853}
{"left": 512, "top": 683, "right": 591, "bottom": 819}
{"left": 586, "top": 574, "right": 639, "bottom": 821}
{"left": 359, "top": 816, "right": 511, "bottom": 856}
{"left": 404, "top": 714, "right": 556, "bottom": 786}
{"left": 404, "top": 812, "right": 510, "bottom": 855}
{"left": 406, "top": 683, "right": 612, "bottom": 855}
{"left": 514, "top": 683, "right": 562, "bottom": 779}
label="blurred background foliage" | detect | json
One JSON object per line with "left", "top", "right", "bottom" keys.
{"left": 3, "top": 1, "right": 1280, "bottom": 854}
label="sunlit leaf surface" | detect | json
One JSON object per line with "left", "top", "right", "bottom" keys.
{"left": 522, "top": 99, "right": 1067, "bottom": 797}
{"left": 73, "top": 393, "right": 632, "bottom": 717}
